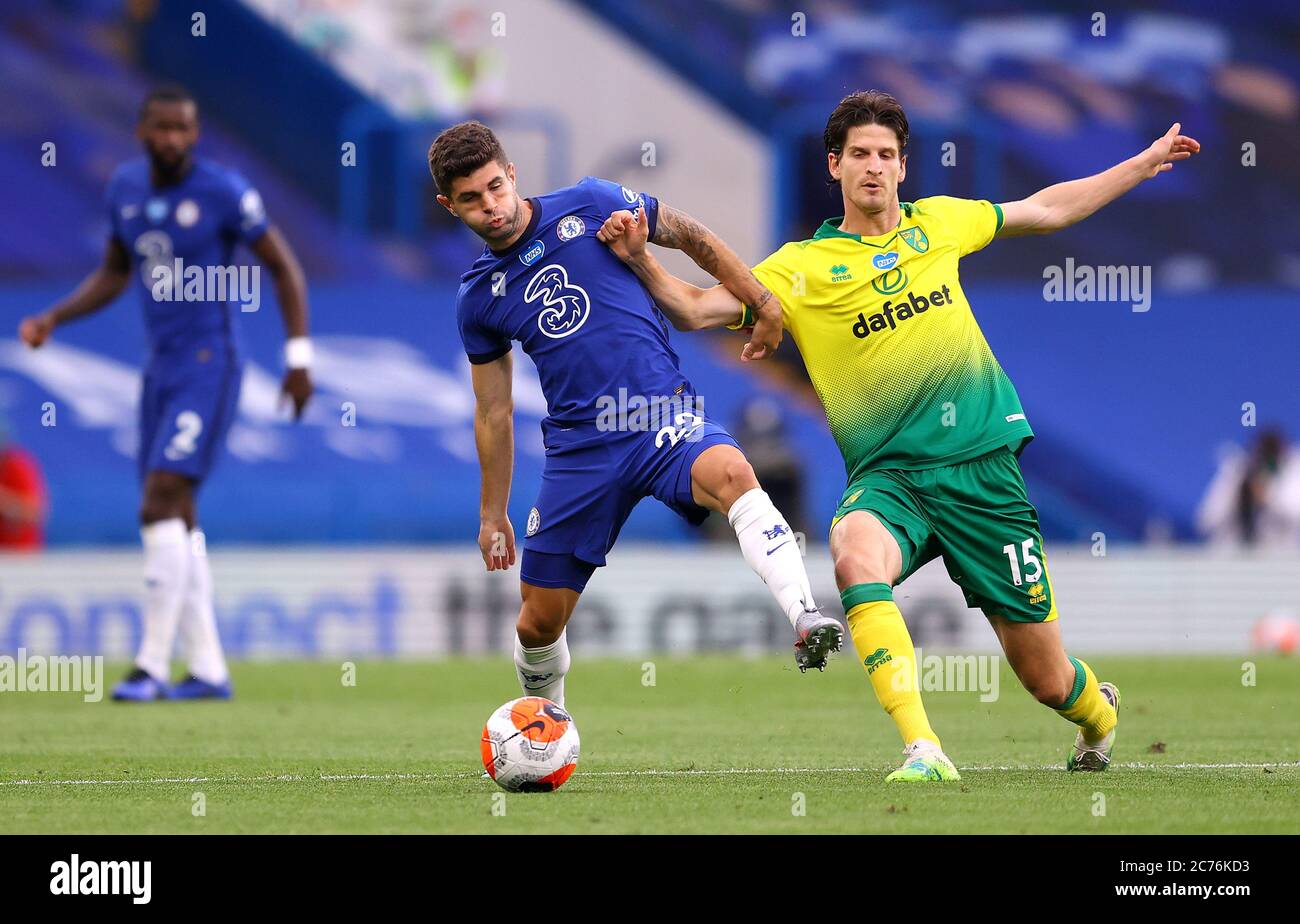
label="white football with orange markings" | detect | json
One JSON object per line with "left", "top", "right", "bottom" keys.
{"left": 480, "top": 696, "right": 580, "bottom": 792}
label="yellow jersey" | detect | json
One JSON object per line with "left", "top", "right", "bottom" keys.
{"left": 737, "top": 196, "right": 1033, "bottom": 480}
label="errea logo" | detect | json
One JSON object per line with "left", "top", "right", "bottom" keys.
{"left": 863, "top": 647, "right": 892, "bottom": 674}
{"left": 830, "top": 263, "right": 852, "bottom": 282}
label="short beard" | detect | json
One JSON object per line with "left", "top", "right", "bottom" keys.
{"left": 149, "top": 150, "right": 192, "bottom": 185}
{"left": 852, "top": 189, "right": 892, "bottom": 215}
{"left": 484, "top": 197, "right": 524, "bottom": 247}
{"left": 501, "top": 198, "right": 524, "bottom": 237}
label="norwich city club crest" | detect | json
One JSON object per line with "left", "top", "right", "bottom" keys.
{"left": 900, "top": 226, "right": 929, "bottom": 253}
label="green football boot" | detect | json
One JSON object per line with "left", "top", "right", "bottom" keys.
{"left": 1066, "top": 682, "right": 1121, "bottom": 772}
{"left": 885, "top": 739, "right": 961, "bottom": 782}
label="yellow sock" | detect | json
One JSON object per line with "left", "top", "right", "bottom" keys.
{"left": 1056, "top": 657, "right": 1116, "bottom": 744}
{"left": 842, "top": 583, "right": 939, "bottom": 749}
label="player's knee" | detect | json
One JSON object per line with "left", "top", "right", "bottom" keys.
{"left": 517, "top": 605, "right": 564, "bottom": 648}
{"left": 706, "top": 452, "right": 759, "bottom": 507}
{"left": 139, "top": 493, "right": 182, "bottom": 524}
{"left": 139, "top": 474, "right": 192, "bottom": 524}
{"left": 722, "top": 455, "right": 759, "bottom": 494}
{"left": 831, "top": 514, "right": 901, "bottom": 589}
{"left": 692, "top": 446, "right": 759, "bottom": 513}
{"left": 832, "top": 545, "right": 891, "bottom": 589}
{"left": 1022, "top": 669, "right": 1072, "bottom": 708}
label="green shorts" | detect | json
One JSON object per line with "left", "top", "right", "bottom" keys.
{"left": 831, "top": 446, "right": 1058, "bottom": 623}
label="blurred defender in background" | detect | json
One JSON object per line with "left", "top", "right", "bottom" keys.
{"left": 17, "top": 85, "right": 314, "bottom": 701}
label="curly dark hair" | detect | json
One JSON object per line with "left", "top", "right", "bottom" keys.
{"left": 428, "top": 120, "right": 508, "bottom": 197}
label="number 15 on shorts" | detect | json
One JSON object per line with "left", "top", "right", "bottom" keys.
{"left": 1002, "top": 537, "right": 1042, "bottom": 586}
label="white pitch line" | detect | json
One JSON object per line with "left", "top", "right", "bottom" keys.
{"left": 571, "top": 761, "right": 1300, "bottom": 776}
{"left": 0, "top": 761, "right": 1296, "bottom": 788}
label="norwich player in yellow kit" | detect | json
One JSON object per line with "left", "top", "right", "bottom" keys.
{"left": 597, "top": 90, "right": 1200, "bottom": 780}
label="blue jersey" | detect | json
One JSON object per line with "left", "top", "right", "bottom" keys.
{"left": 107, "top": 156, "right": 269, "bottom": 360}
{"left": 456, "top": 177, "right": 693, "bottom": 427}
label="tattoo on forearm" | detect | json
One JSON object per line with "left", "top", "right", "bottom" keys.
{"left": 653, "top": 205, "right": 721, "bottom": 275}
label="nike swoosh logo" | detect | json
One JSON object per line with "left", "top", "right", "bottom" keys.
{"left": 766, "top": 540, "right": 791, "bottom": 556}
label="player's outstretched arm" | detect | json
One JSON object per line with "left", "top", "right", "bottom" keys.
{"left": 18, "top": 237, "right": 130, "bottom": 348}
{"left": 997, "top": 122, "right": 1201, "bottom": 237}
{"left": 650, "top": 204, "right": 781, "bottom": 361}
{"left": 252, "top": 227, "right": 314, "bottom": 420}
{"left": 470, "top": 352, "right": 516, "bottom": 573}
{"left": 597, "top": 208, "right": 776, "bottom": 363}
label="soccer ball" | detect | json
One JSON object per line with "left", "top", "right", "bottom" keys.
{"left": 480, "top": 696, "right": 580, "bottom": 792}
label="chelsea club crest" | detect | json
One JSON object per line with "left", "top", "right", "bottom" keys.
{"left": 145, "top": 197, "right": 169, "bottom": 224}
{"left": 557, "top": 215, "right": 586, "bottom": 241}
{"left": 526, "top": 507, "right": 541, "bottom": 536}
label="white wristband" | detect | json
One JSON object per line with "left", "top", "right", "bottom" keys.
{"left": 285, "top": 337, "right": 313, "bottom": 370}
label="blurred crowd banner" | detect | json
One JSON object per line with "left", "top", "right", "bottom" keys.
{"left": 0, "top": 546, "right": 1295, "bottom": 658}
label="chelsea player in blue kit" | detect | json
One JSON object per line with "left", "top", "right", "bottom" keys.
{"left": 430, "top": 122, "right": 844, "bottom": 705}
{"left": 19, "top": 86, "right": 314, "bottom": 701}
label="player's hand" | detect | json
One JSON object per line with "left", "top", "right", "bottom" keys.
{"left": 596, "top": 208, "right": 649, "bottom": 262}
{"left": 280, "top": 368, "right": 313, "bottom": 421}
{"left": 1138, "top": 122, "right": 1200, "bottom": 179}
{"left": 479, "top": 516, "right": 516, "bottom": 572}
{"left": 740, "top": 294, "right": 783, "bottom": 362}
{"left": 18, "top": 313, "right": 54, "bottom": 348}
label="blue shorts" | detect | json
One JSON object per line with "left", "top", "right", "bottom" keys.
{"left": 519, "top": 412, "right": 740, "bottom": 592}
{"left": 138, "top": 348, "right": 242, "bottom": 484}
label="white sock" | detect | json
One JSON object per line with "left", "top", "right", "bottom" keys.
{"left": 179, "top": 529, "right": 229, "bottom": 684}
{"left": 136, "top": 518, "right": 190, "bottom": 681}
{"left": 514, "top": 631, "right": 571, "bottom": 706}
{"left": 727, "top": 487, "right": 816, "bottom": 628}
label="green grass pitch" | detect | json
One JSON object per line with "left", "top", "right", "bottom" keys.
{"left": 1, "top": 656, "right": 1296, "bottom": 833}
